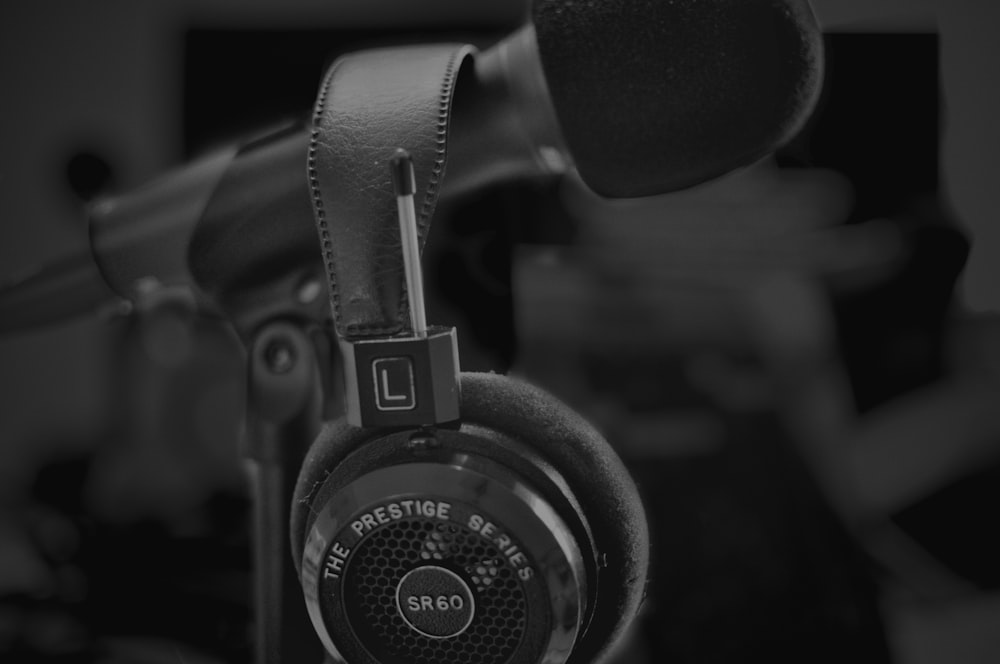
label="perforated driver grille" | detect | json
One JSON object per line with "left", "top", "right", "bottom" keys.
{"left": 345, "top": 517, "right": 528, "bottom": 664}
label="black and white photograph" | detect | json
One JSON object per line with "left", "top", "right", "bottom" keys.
{"left": 1, "top": 1, "right": 998, "bottom": 663}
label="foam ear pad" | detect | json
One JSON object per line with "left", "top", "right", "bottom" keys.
{"left": 291, "top": 371, "right": 649, "bottom": 663}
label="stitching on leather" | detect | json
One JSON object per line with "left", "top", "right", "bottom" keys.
{"left": 308, "top": 60, "right": 343, "bottom": 333}
{"left": 400, "top": 47, "right": 470, "bottom": 328}
{"left": 313, "top": 47, "right": 470, "bottom": 340}
{"left": 417, "top": 48, "right": 466, "bottom": 244}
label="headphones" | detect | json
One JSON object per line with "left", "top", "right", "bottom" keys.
{"left": 289, "top": 43, "right": 649, "bottom": 664}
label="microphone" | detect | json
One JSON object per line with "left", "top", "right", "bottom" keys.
{"left": 458, "top": 0, "right": 824, "bottom": 198}
{"left": 0, "top": 0, "right": 824, "bottom": 332}
{"left": 532, "top": 0, "right": 824, "bottom": 197}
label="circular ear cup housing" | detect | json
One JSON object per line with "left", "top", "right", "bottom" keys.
{"left": 291, "top": 372, "right": 649, "bottom": 664}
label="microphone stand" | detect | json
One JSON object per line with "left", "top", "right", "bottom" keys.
{"left": 245, "top": 319, "right": 329, "bottom": 664}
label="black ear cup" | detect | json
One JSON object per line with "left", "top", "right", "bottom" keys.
{"left": 291, "top": 371, "right": 649, "bottom": 664}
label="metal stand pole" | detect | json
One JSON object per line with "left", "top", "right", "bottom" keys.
{"left": 246, "top": 321, "right": 327, "bottom": 664}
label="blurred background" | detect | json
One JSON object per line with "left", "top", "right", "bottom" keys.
{"left": 1, "top": 1, "right": 998, "bottom": 662}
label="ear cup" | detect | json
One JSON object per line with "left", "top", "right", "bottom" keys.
{"left": 291, "top": 371, "right": 649, "bottom": 664}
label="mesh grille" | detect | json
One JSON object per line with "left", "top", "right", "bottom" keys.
{"left": 346, "top": 517, "right": 528, "bottom": 664}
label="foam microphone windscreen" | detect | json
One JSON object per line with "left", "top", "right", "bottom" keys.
{"left": 532, "top": 0, "right": 824, "bottom": 197}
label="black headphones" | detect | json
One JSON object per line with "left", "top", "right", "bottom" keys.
{"left": 289, "top": 43, "right": 649, "bottom": 664}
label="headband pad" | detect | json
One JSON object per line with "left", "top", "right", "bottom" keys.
{"left": 308, "top": 44, "right": 476, "bottom": 338}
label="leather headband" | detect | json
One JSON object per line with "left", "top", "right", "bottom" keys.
{"left": 308, "top": 44, "right": 476, "bottom": 339}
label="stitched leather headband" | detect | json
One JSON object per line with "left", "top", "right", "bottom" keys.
{"left": 308, "top": 44, "right": 476, "bottom": 339}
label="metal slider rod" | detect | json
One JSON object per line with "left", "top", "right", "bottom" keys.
{"left": 389, "top": 149, "right": 427, "bottom": 338}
